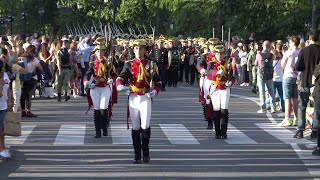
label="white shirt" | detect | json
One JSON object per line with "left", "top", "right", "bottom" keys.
{"left": 23, "top": 42, "right": 31, "bottom": 51}
{"left": 273, "top": 60, "right": 283, "bottom": 82}
{"left": 239, "top": 51, "right": 248, "bottom": 66}
{"left": 282, "top": 49, "right": 299, "bottom": 79}
{"left": 0, "top": 73, "right": 10, "bottom": 110}
{"left": 12, "top": 64, "right": 22, "bottom": 90}
{"left": 19, "top": 57, "right": 40, "bottom": 79}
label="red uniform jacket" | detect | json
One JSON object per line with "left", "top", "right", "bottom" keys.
{"left": 116, "top": 58, "right": 161, "bottom": 95}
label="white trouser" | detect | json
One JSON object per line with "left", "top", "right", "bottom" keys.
{"left": 129, "top": 94, "right": 152, "bottom": 130}
{"left": 44, "top": 87, "right": 54, "bottom": 98}
{"left": 210, "top": 88, "right": 231, "bottom": 111}
{"left": 13, "top": 88, "right": 21, "bottom": 113}
{"left": 204, "top": 78, "right": 213, "bottom": 104}
{"left": 199, "top": 76, "right": 204, "bottom": 89}
{"left": 90, "top": 86, "right": 111, "bottom": 110}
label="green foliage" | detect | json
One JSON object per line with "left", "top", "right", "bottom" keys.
{"left": 0, "top": 0, "right": 318, "bottom": 40}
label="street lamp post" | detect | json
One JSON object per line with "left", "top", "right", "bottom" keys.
{"left": 0, "top": 10, "right": 4, "bottom": 35}
{"left": 156, "top": 0, "right": 159, "bottom": 36}
{"left": 311, "top": 0, "right": 317, "bottom": 30}
{"left": 112, "top": 0, "right": 116, "bottom": 23}
{"left": 99, "top": 0, "right": 102, "bottom": 23}
{"left": 38, "top": 7, "right": 45, "bottom": 34}
{"left": 6, "top": 15, "right": 14, "bottom": 35}
{"left": 217, "top": 0, "right": 222, "bottom": 40}
{"left": 21, "top": 12, "right": 28, "bottom": 34}
{"left": 91, "top": 0, "right": 108, "bottom": 23}
{"left": 0, "top": 19, "right": 5, "bottom": 35}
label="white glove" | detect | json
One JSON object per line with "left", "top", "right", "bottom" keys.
{"left": 217, "top": 70, "right": 224, "bottom": 76}
{"left": 107, "top": 78, "right": 114, "bottom": 85}
{"left": 200, "top": 69, "right": 206, "bottom": 75}
{"left": 310, "top": 86, "right": 315, "bottom": 94}
{"left": 117, "top": 85, "right": 130, "bottom": 91}
{"left": 89, "top": 83, "right": 95, "bottom": 89}
{"left": 225, "top": 81, "right": 233, "bottom": 87}
{"left": 147, "top": 89, "right": 157, "bottom": 98}
{"left": 84, "top": 81, "right": 90, "bottom": 89}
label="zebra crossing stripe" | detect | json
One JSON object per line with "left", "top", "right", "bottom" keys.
{"left": 54, "top": 125, "right": 86, "bottom": 145}
{"left": 255, "top": 123, "right": 313, "bottom": 144}
{"left": 6, "top": 125, "right": 36, "bottom": 145}
{"left": 159, "top": 124, "right": 199, "bottom": 145}
{"left": 111, "top": 124, "right": 132, "bottom": 144}
{"left": 225, "top": 124, "right": 257, "bottom": 144}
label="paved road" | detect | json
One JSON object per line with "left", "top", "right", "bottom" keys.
{"left": 0, "top": 84, "right": 319, "bottom": 180}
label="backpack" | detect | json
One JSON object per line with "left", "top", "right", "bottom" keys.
{"left": 170, "top": 49, "right": 180, "bottom": 68}
{"left": 60, "top": 48, "right": 70, "bottom": 68}
{"left": 259, "top": 52, "right": 274, "bottom": 80}
{"left": 18, "top": 61, "right": 33, "bottom": 81}
{"left": 39, "top": 60, "right": 53, "bottom": 80}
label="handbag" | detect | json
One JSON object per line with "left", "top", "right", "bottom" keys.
{"left": 4, "top": 111, "right": 21, "bottom": 136}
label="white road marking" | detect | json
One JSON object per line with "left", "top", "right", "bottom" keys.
{"left": 54, "top": 125, "right": 86, "bottom": 145}
{"left": 159, "top": 124, "right": 199, "bottom": 145}
{"left": 6, "top": 125, "right": 36, "bottom": 145}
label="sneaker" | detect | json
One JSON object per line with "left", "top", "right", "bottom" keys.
{"left": 21, "top": 111, "right": 27, "bottom": 117}
{"left": 240, "top": 83, "right": 246, "bottom": 86}
{"left": 26, "top": 111, "right": 38, "bottom": 118}
{"left": 277, "top": 119, "right": 292, "bottom": 126}
{"left": 65, "top": 96, "right": 71, "bottom": 102}
{"left": 271, "top": 108, "right": 276, "bottom": 113}
{"left": 292, "top": 119, "right": 298, "bottom": 126}
{"left": 293, "top": 131, "right": 303, "bottom": 139}
{"left": 310, "top": 131, "right": 317, "bottom": 139}
{"left": 257, "top": 109, "right": 266, "bottom": 113}
{"left": 0, "top": 149, "right": 11, "bottom": 158}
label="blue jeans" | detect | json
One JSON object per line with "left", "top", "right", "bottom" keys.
{"left": 257, "top": 76, "right": 276, "bottom": 110}
{"left": 273, "top": 81, "right": 284, "bottom": 111}
{"left": 236, "top": 64, "right": 241, "bottom": 83}
{"left": 297, "top": 87, "right": 319, "bottom": 131}
{"left": 283, "top": 78, "right": 298, "bottom": 99}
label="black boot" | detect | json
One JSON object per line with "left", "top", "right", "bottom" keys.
{"left": 100, "top": 109, "right": 108, "bottom": 136}
{"left": 203, "top": 104, "right": 207, "bottom": 121}
{"left": 64, "top": 93, "right": 70, "bottom": 102}
{"left": 57, "top": 93, "right": 61, "bottom": 102}
{"left": 94, "top": 110, "right": 102, "bottom": 138}
{"left": 220, "top": 109, "right": 229, "bottom": 139}
{"left": 206, "top": 120, "right": 213, "bottom": 129}
{"left": 213, "top": 111, "right": 221, "bottom": 139}
{"left": 141, "top": 128, "right": 151, "bottom": 163}
{"left": 132, "top": 129, "right": 141, "bottom": 164}
{"left": 251, "top": 85, "right": 257, "bottom": 94}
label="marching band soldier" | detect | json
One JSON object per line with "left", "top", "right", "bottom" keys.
{"left": 184, "top": 38, "right": 196, "bottom": 85}
{"left": 197, "top": 38, "right": 219, "bottom": 129}
{"left": 114, "top": 39, "right": 125, "bottom": 72}
{"left": 178, "top": 39, "right": 187, "bottom": 83}
{"left": 196, "top": 43, "right": 210, "bottom": 121}
{"left": 120, "top": 40, "right": 135, "bottom": 63}
{"left": 116, "top": 39, "right": 161, "bottom": 164}
{"left": 167, "top": 39, "right": 180, "bottom": 87}
{"left": 84, "top": 37, "right": 115, "bottom": 138}
{"left": 210, "top": 45, "right": 234, "bottom": 139}
{"left": 152, "top": 39, "right": 169, "bottom": 91}
{"left": 194, "top": 38, "right": 202, "bottom": 84}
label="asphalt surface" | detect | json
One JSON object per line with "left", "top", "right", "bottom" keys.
{"left": 0, "top": 83, "right": 319, "bottom": 180}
